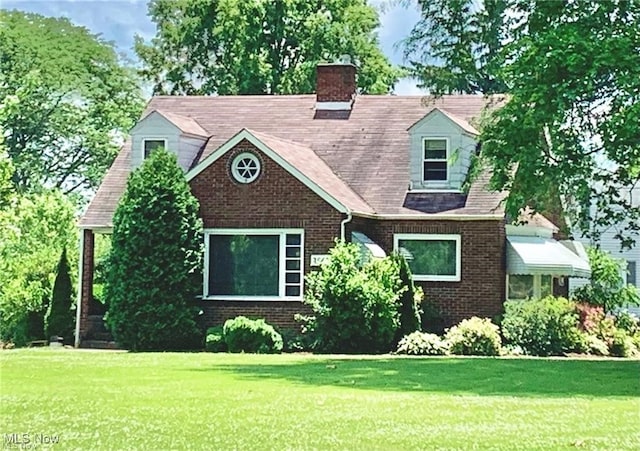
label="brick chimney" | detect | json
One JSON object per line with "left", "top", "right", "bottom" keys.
{"left": 315, "top": 55, "right": 356, "bottom": 111}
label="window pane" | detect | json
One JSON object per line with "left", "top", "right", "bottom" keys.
{"left": 209, "top": 235, "right": 279, "bottom": 296}
{"left": 423, "top": 162, "right": 447, "bottom": 181}
{"left": 286, "top": 246, "right": 301, "bottom": 258}
{"left": 424, "top": 140, "right": 447, "bottom": 159}
{"left": 285, "top": 286, "right": 301, "bottom": 297}
{"left": 285, "top": 273, "right": 301, "bottom": 284}
{"left": 285, "top": 259, "right": 300, "bottom": 271}
{"left": 144, "top": 140, "right": 165, "bottom": 158}
{"left": 508, "top": 275, "right": 534, "bottom": 300}
{"left": 399, "top": 239, "right": 456, "bottom": 276}
{"left": 627, "top": 261, "right": 637, "bottom": 287}
{"left": 286, "top": 234, "right": 301, "bottom": 245}
{"left": 541, "top": 275, "right": 553, "bottom": 297}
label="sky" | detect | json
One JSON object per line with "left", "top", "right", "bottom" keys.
{"left": 2, "top": 0, "right": 427, "bottom": 95}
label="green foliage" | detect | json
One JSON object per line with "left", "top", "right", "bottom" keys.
{"left": 223, "top": 317, "right": 283, "bottom": 354}
{"left": 44, "top": 248, "right": 75, "bottom": 342}
{"left": 614, "top": 311, "right": 639, "bottom": 336}
{"left": 302, "top": 241, "right": 402, "bottom": 354}
{"left": 391, "top": 252, "right": 422, "bottom": 345}
{"left": 573, "top": 248, "right": 640, "bottom": 311}
{"left": 136, "top": 0, "right": 398, "bottom": 95}
{"left": 0, "top": 190, "right": 76, "bottom": 346}
{"left": 583, "top": 334, "right": 610, "bottom": 357}
{"left": 445, "top": 317, "right": 502, "bottom": 356}
{"left": 396, "top": 331, "right": 448, "bottom": 356}
{"left": 0, "top": 10, "right": 143, "bottom": 195}
{"left": 502, "top": 297, "right": 582, "bottom": 356}
{"left": 479, "top": 1, "right": 640, "bottom": 246}
{"left": 279, "top": 328, "right": 310, "bottom": 353}
{"left": 105, "top": 149, "right": 203, "bottom": 351}
{"left": 0, "top": 146, "right": 14, "bottom": 209}
{"left": 609, "top": 330, "right": 636, "bottom": 358}
{"left": 402, "top": 0, "right": 508, "bottom": 94}
{"left": 205, "top": 326, "right": 227, "bottom": 353}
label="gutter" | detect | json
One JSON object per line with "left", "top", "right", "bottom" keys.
{"left": 340, "top": 211, "right": 353, "bottom": 241}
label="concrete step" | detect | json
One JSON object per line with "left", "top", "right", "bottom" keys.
{"left": 80, "top": 340, "right": 120, "bottom": 350}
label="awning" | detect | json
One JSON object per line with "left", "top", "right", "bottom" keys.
{"left": 352, "top": 231, "right": 386, "bottom": 259}
{"left": 507, "top": 236, "right": 591, "bottom": 278}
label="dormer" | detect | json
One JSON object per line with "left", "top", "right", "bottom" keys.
{"left": 129, "top": 110, "right": 209, "bottom": 171}
{"left": 408, "top": 108, "right": 479, "bottom": 192}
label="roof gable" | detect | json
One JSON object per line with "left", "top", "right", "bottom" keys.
{"left": 131, "top": 110, "right": 209, "bottom": 138}
{"left": 408, "top": 107, "right": 480, "bottom": 136}
{"left": 186, "top": 129, "right": 374, "bottom": 214}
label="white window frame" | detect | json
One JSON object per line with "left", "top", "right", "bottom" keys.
{"left": 142, "top": 138, "right": 168, "bottom": 159}
{"left": 203, "top": 228, "right": 304, "bottom": 301}
{"left": 506, "top": 274, "right": 553, "bottom": 300}
{"left": 393, "top": 233, "right": 461, "bottom": 282}
{"left": 231, "top": 152, "right": 261, "bottom": 184}
{"left": 422, "top": 137, "right": 449, "bottom": 183}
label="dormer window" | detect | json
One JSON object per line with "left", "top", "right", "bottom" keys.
{"left": 423, "top": 138, "right": 448, "bottom": 182}
{"left": 143, "top": 139, "right": 167, "bottom": 159}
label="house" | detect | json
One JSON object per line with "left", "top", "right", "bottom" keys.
{"left": 74, "top": 61, "right": 591, "bottom": 347}
{"left": 569, "top": 185, "right": 640, "bottom": 313}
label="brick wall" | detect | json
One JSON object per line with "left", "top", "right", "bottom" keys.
{"left": 316, "top": 64, "right": 357, "bottom": 103}
{"left": 189, "top": 139, "right": 344, "bottom": 330}
{"left": 349, "top": 216, "right": 507, "bottom": 327}
{"left": 77, "top": 228, "right": 94, "bottom": 342}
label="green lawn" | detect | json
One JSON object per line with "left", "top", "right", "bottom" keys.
{"left": 1, "top": 350, "right": 639, "bottom": 450}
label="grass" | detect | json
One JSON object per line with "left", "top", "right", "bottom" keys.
{"left": 1, "top": 350, "right": 639, "bottom": 450}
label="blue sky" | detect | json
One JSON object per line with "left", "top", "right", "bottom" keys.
{"left": 2, "top": 0, "right": 426, "bottom": 95}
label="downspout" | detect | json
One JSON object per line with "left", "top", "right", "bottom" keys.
{"left": 74, "top": 230, "right": 84, "bottom": 348}
{"left": 340, "top": 211, "right": 353, "bottom": 242}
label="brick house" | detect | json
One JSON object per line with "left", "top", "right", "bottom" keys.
{"left": 75, "top": 62, "right": 590, "bottom": 347}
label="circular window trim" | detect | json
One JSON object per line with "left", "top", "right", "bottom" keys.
{"left": 231, "top": 152, "right": 261, "bottom": 184}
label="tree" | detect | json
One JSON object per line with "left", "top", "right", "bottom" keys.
{"left": 481, "top": 0, "right": 640, "bottom": 248}
{"left": 0, "top": 10, "right": 144, "bottom": 195}
{"left": 136, "top": 0, "right": 398, "bottom": 95}
{"left": 45, "top": 248, "right": 75, "bottom": 342}
{"left": 391, "top": 252, "right": 422, "bottom": 345}
{"left": 402, "top": 0, "right": 640, "bottom": 246}
{"left": 0, "top": 190, "right": 77, "bottom": 346}
{"left": 572, "top": 248, "right": 640, "bottom": 312}
{"left": 105, "top": 148, "right": 203, "bottom": 351}
{"left": 401, "top": 0, "right": 509, "bottom": 94}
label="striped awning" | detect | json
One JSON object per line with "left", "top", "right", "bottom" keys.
{"left": 507, "top": 236, "right": 591, "bottom": 278}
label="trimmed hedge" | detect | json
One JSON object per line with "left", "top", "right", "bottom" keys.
{"left": 223, "top": 316, "right": 283, "bottom": 354}
{"left": 445, "top": 317, "right": 502, "bottom": 356}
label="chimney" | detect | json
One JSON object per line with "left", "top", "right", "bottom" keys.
{"left": 315, "top": 55, "right": 356, "bottom": 111}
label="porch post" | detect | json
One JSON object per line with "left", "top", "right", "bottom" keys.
{"left": 75, "top": 228, "right": 95, "bottom": 347}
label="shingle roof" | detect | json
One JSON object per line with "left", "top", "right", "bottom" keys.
{"left": 153, "top": 110, "right": 209, "bottom": 137}
{"left": 81, "top": 94, "right": 506, "bottom": 228}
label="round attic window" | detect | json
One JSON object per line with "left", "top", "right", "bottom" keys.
{"left": 231, "top": 152, "right": 261, "bottom": 184}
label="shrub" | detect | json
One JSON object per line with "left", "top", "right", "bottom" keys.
{"left": 609, "top": 330, "right": 636, "bottom": 357}
{"left": 45, "top": 248, "right": 75, "bottom": 343}
{"left": 105, "top": 149, "right": 203, "bottom": 351}
{"left": 502, "top": 296, "right": 581, "bottom": 356}
{"left": 614, "top": 310, "right": 639, "bottom": 335}
{"left": 391, "top": 253, "right": 422, "bottom": 345}
{"left": 445, "top": 317, "right": 501, "bottom": 356}
{"left": 205, "top": 326, "right": 226, "bottom": 353}
{"left": 223, "top": 316, "right": 283, "bottom": 354}
{"left": 572, "top": 248, "right": 640, "bottom": 311}
{"left": 396, "top": 331, "right": 448, "bottom": 356}
{"left": 584, "top": 334, "right": 609, "bottom": 356}
{"left": 302, "top": 241, "right": 402, "bottom": 354}
{"left": 575, "top": 303, "right": 605, "bottom": 335}
{"left": 279, "top": 328, "right": 310, "bottom": 353}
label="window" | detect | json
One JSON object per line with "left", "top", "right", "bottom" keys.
{"left": 422, "top": 138, "right": 448, "bottom": 182}
{"left": 627, "top": 261, "right": 637, "bottom": 287}
{"left": 394, "top": 234, "right": 461, "bottom": 281}
{"left": 507, "top": 274, "right": 553, "bottom": 300}
{"left": 143, "top": 139, "right": 167, "bottom": 159}
{"left": 204, "top": 229, "right": 303, "bottom": 300}
{"left": 231, "top": 152, "right": 261, "bottom": 184}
